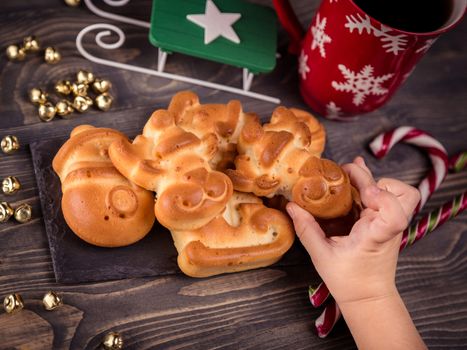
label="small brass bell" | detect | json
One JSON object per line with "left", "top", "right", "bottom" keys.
{"left": 3, "top": 293, "right": 24, "bottom": 314}
{"left": 42, "top": 291, "right": 63, "bottom": 311}
{"left": 44, "top": 46, "right": 61, "bottom": 64}
{"left": 73, "top": 95, "right": 91, "bottom": 113}
{"left": 92, "top": 79, "right": 112, "bottom": 94}
{"left": 55, "top": 80, "right": 73, "bottom": 95}
{"left": 6, "top": 45, "right": 26, "bottom": 61}
{"left": 95, "top": 93, "right": 113, "bottom": 111}
{"left": 14, "top": 203, "right": 32, "bottom": 223}
{"left": 29, "top": 88, "right": 48, "bottom": 105}
{"left": 56, "top": 100, "right": 74, "bottom": 117}
{"left": 38, "top": 102, "right": 56, "bottom": 122}
{"left": 103, "top": 332, "right": 123, "bottom": 350}
{"left": 23, "top": 36, "right": 40, "bottom": 53}
{"left": 71, "top": 82, "right": 88, "bottom": 96}
{"left": 1, "top": 135, "right": 20, "bottom": 154}
{"left": 2, "top": 176, "right": 21, "bottom": 195}
{"left": 76, "top": 70, "right": 95, "bottom": 85}
{"left": 64, "top": 0, "right": 81, "bottom": 7}
{"left": 0, "top": 202, "right": 14, "bottom": 223}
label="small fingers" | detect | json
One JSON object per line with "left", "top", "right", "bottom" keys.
{"left": 363, "top": 186, "right": 409, "bottom": 239}
{"left": 376, "top": 178, "right": 420, "bottom": 219}
{"left": 286, "top": 202, "right": 329, "bottom": 259}
{"left": 342, "top": 162, "right": 376, "bottom": 198}
{"left": 353, "top": 156, "right": 373, "bottom": 177}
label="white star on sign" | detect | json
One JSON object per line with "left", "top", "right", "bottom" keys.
{"left": 187, "top": 0, "right": 241, "bottom": 45}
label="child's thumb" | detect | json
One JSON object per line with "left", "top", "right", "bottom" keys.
{"left": 286, "top": 202, "right": 329, "bottom": 259}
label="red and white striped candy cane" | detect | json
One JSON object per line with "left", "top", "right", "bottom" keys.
{"left": 369, "top": 126, "right": 448, "bottom": 217}
{"left": 449, "top": 151, "right": 467, "bottom": 172}
{"left": 315, "top": 297, "right": 341, "bottom": 338}
{"left": 309, "top": 283, "right": 330, "bottom": 307}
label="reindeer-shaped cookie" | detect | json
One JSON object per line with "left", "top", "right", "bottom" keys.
{"left": 165, "top": 91, "right": 260, "bottom": 171}
{"left": 226, "top": 107, "right": 352, "bottom": 219}
{"left": 108, "top": 106, "right": 233, "bottom": 231}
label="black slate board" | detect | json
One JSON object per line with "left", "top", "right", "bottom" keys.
{"left": 31, "top": 138, "right": 310, "bottom": 284}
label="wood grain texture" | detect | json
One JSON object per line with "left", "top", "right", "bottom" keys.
{"left": 0, "top": 0, "right": 466, "bottom": 349}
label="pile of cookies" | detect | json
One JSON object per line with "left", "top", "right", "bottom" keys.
{"left": 53, "top": 91, "right": 356, "bottom": 277}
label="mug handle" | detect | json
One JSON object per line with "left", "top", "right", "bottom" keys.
{"left": 272, "top": 0, "right": 305, "bottom": 55}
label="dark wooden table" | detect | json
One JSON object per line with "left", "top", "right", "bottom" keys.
{"left": 1, "top": 1, "right": 466, "bottom": 349}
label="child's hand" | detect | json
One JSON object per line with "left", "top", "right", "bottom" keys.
{"left": 286, "top": 157, "right": 420, "bottom": 306}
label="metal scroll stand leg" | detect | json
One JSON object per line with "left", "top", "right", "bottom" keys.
{"left": 157, "top": 49, "right": 169, "bottom": 72}
{"left": 242, "top": 68, "right": 255, "bottom": 91}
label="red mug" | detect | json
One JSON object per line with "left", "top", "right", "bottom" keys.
{"left": 273, "top": 0, "right": 466, "bottom": 119}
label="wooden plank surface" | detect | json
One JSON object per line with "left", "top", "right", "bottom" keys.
{"left": 0, "top": 0, "right": 466, "bottom": 349}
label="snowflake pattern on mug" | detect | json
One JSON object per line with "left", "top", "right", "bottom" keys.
{"left": 325, "top": 101, "right": 359, "bottom": 121}
{"left": 326, "top": 101, "right": 342, "bottom": 118}
{"left": 332, "top": 64, "right": 394, "bottom": 106}
{"left": 311, "top": 13, "right": 332, "bottom": 58}
{"left": 298, "top": 50, "right": 310, "bottom": 79}
{"left": 416, "top": 38, "right": 437, "bottom": 53}
{"left": 344, "top": 13, "right": 408, "bottom": 55}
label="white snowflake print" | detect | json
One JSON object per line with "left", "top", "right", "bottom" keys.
{"left": 326, "top": 101, "right": 342, "bottom": 118}
{"left": 298, "top": 50, "right": 310, "bottom": 80}
{"left": 401, "top": 67, "right": 416, "bottom": 82}
{"left": 332, "top": 64, "right": 394, "bottom": 106}
{"left": 345, "top": 13, "right": 408, "bottom": 55}
{"left": 325, "top": 101, "right": 358, "bottom": 121}
{"left": 416, "top": 38, "right": 437, "bottom": 53}
{"left": 311, "top": 13, "right": 332, "bottom": 58}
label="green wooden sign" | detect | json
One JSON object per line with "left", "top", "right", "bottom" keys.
{"left": 149, "top": 0, "right": 277, "bottom": 74}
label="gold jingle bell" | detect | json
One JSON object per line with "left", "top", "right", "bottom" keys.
{"left": 6, "top": 45, "right": 26, "bottom": 61}
{"left": 55, "top": 80, "right": 73, "bottom": 95}
{"left": 29, "top": 88, "right": 48, "bottom": 105}
{"left": 44, "top": 46, "right": 61, "bottom": 64}
{"left": 71, "top": 82, "right": 88, "bottom": 96}
{"left": 23, "top": 36, "right": 40, "bottom": 53}
{"left": 0, "top": 202, "right": 14, "bottom": 223}
{"left": 95, "top": 93, "right": 113, "bottom": 111}
{"left": 42, "top": 291, "right": 63, "bottom": 311}
{"left": 38, "top": 102, "right": 56, "bottom": 122}
{"left": 64, "top": 0, "right": 81, "bottom": 7}
{"left": 103, "top": 332, "right": 123, "bottom": 350}
{"left": 92, "top": 79, "right": 112, "bottom": 94}
{"left": 76, "top": 70, "right": 95, "bottom": 85}
{"left": 1, "top": 135, "right": 20, "bottom": 154}
{"left": 56, "top": 100, "right": 74, "bottom": 117}
{"left": 14, "top": 203, "right": 32, "bottom": 223}
{"left": 2, "top": 176, "right": 21, "bottom": 195}
{"left": 73, "top": 95, "right": 92, "bottom": 113}
{"left": 3, "top": 293, "right": 24, "bottom": 314}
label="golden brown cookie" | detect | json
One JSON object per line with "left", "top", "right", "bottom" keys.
{"left": 165, "top": 91, "right": 260, "bottom": 170}
{"left": 226, "top": 107, "right": 352, "bottom": 219}
{"left": 171, "top": 192, "right": 295, "bottom": 277}
{"left": 108, "top": 107, "right": 233, "bottom": 231}
{"left": 53, "top": 125, "right": 155, "bottom": 247}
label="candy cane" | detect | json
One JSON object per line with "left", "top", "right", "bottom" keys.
{"left": 369, "top": 126, "right": 448, "bottom": 217}
{"left": 309, "top": 283, "right": 330, "bottom": 307}
{"left": 403, "top": 190, "right": 466, "bottom": 247}
{"left": 448, "top": 151, "right": 467, "bottom": 172}
{"left": 315, "top": 297, "right": 341, "bottom": 338}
